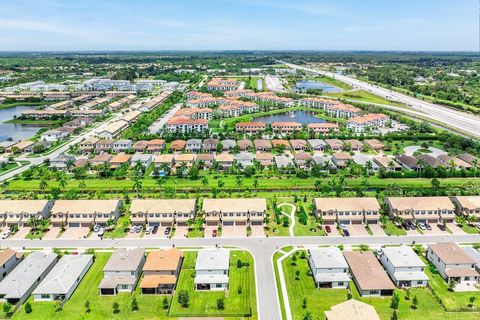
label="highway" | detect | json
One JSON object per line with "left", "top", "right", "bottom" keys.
{"left": 283, "top": 62, "right": 480, "bottom": 139}
{"left": 3, "top": 233, "right": 480, "bottom": 320}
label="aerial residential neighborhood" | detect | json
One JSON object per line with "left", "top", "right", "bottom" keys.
{"left": 0, "top": 1, "right": 479, "bottom": 320}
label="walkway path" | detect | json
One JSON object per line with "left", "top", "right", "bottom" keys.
{"left": 279, "top": 203, "right": 296, "bottom": 236}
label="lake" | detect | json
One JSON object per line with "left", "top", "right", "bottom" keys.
{"left": 295, "top": 80, "right": 342, "bottom": 93}
{"left": 0, "top": 106, "right": 46, "bottom": 142}
{"left": 252, "top": 110, "right": 326, "bottom": 124}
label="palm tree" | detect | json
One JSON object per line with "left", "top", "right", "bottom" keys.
{"left": 253, "top": 176, "right": 259, "bottom": 189}
{"left": 314, "top": 179, "right": 322, "bottom": 192}
{"left": 39, "top": 179, "right": 48, "bottom": 191}
{"left": 218, "top": 179, "right": 225, "bottom": 188}
{"left": 78, "top": 179, "right": 86, "bottom": 195}
{"left": 416, "top": 158, "right": 427, "bottom": 177}
{"left": 101, "top": 161, "right": 110, "bottom": 179}
{"left": 132, "top": 176, "right": 142, "bottom": 198}
{"left": 59, "top": 176, "right": 67, "bottom": 189}
{"left": 65, "top": 159, "right": 75, "bottom": 171}
{"left": 201, "top": 176, "right": 209, "bottom": 187}
{"left": 472, "top": 159, "right": 478, "bottom": 178}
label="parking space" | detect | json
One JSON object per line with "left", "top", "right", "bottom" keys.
{"left": 250, "top": 225, "right": 265, "bottom": 237}
{"left": 406, "top": 229, "right": 420, "bottom": 235}
{"left": 446, "top": 223, "right": 466, "bottom": 235}
{"left": 222, "top": 226, "right": 247, "bottom": 238}
{"left": 43, "top": 227, "right": 61, "bottom": 239}
{"left": 173, "top": 226, "right": 188, "bottom": 238}
{"left": 11, "top": 227, "right": 31, "bottom": 239}
{"left": 323, "top": 225, "right": 340, "bottom": 237}
{"left": 204, "top": 225, "right": 218, "bottom": 238}
{"left": 369, "top": 224, "right": 386, "bottom": 236}
{"left": 125, "top": 230, "right": 142, "bottom": 238}
{"left": 144, "top": 226, "right": 170, "bottom": 239}
{"left": 60, "top": 227, "right": 90, "bottom": 239}
{"left": 345, "top": 224, "right": 369, "bottom": 236}
{"left": 421, "top": 224, "right": 446, "bottom": 235}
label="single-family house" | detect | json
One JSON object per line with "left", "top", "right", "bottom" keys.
{"left": 194, "top": 249, "right": 230, "bottom": 291}
{"left": 308, "top": 247, "right": 349, "bottom": 288}
{"left": 140, "top": 249, "right": 183, "bottom": 294}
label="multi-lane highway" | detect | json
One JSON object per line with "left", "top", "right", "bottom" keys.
{"left": 283, "top": 62, "right": 480, "bottom": 139}
{"left": 3, "top": 233, "right": 480, "bottom": 320}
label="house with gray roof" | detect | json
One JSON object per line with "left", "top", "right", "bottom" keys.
{"left": 307, "top": 139, "right": 327, "bottom": 151}
{"left": 33, "top": 254, "right": 94, "bottom": 301}
{"left": 352, "top": 154, "right": 379, "bottom": 172}
{"left": 379, "top": 245, "right": 429, "bottom": 288}
{"left": 308, "top": 247, "right": 349, "bottom": 288}
{"left": 98, "top": 248, "right": 145, "bottom": 295}
{"left": 235, "top": 152, "right": 254, "bottom": 168}
{"left": 221, "top": 139, "right": 237, "bottom": 151}
{"left": 130, "top": 153, "right": 153, "bottom": 168}
{"left": 274, "top": 155, "right": 294, "bottom": 169}
{"left": 112, "top": 139, "right": 133, "bottom": 153}
{"left": 49, "top": 154, "right": 75, "bottom": 170}
{"left": 194, "top": 249, "right": 229, "bottom": 291}
{"left": 186, "top": 139, "right": 202, "bottom": 153}
{"left": 0, "top": 251, "right": 58, "bottom": 305}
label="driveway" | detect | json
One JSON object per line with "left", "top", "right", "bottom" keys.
{"left": 204, "top": 225, "right": 218, "bottom": 238}
{"left": 144, "top": 227, "right": 170, "bottom": 239}
{"left": 173, "top": 226, "right": 189, "bottom": 238}
{"left": 406, "top": 229, "right": 420, "bottom": 235}
{"left": 250, "top": 225, "right": 265, "bottom": 237}
{"left": 369, "top": 224, "right": 386, "bottom": 236}
{"left": 422, "top": 224, "right": 446, "bottom": 235}
{"left": 60, "top": 227, "right": 90, "bottom": 239}
{"left": 11, "top": 227, "right": 31, "bottom": 239}
{"left": 222, "top": 226, "right": 246, "bottom": 238}
{"left": 125, "top": 230, "right": 142, "bottom": 238}
{"left": 447, "top": 223, "right": 466, "bottom": 235}
{"left": 346, "top": 224, "right": 369, "bottom": 236}
{"left": 44, "top": 227, "right": 61, "bottom": 239}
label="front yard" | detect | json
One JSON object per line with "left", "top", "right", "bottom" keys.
{"left": 276, "top": 249, "right": 480, "bottom": 320}
{"left": 169, "top": 250, "right": 257, "bottom": 319}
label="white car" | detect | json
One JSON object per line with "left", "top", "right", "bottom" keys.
{"left": 339, "top": 224, "right": 347, "bottom": 231}
{"left": 97, "top": 228, "right": 105, "bottom": 237}
{"left": 93, "top": 224, "right": 100, "bottom": 233}
{"left": 1, "top": 230, "right": 11, "bottom": 239}
{"left": 145, "top": 226, "right": 153, "bottom": 235}
{"left": 475, "top": 223, "right": 480, "bottom": 229}
{"left": 129, "top": 226, "right": 136, "bottom": 233}
{"left": 417, "top": 222, "right": 426, "bottom": 230}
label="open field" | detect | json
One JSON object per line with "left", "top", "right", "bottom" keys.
{"left": 324, "top": 89, "right": 406, "bottom": 107}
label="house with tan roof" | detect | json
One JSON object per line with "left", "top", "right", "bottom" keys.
{"left": 154, "top": 154, "right": 174, "bottom": 169}
{"left": 96, "top": 120, "right": 128, "bottom": 139}
{"left": 307, "top": 122, "right": 339, "bottom": 134}
{"left": 50, "top": 200, "right": 121, "bottom": 228}
{"left": 324, "top": 139, "right": 343, "bottom": 151}
{"left": 385, "top": 197, "right": 455, "bottom": 224}
{"left": 374, "top": 156, "right": 402, "bottom": 171}
{"left": 140, "top": 249, "right": 183, "bottom": 294}
{"left": 215, "top": 153, "right": 234, "bottom": 170}
{"left": 331, "top": 153, "right": 351, "bottom": 168}
{"left": 109, "top": 153, "right": 132, "bottom": 168}
{"left": 0, "top": 249, "right": 21, "bottom": 282}
{"left": 427, "top": 243, "right": 479, "bottom": 285}
{"left": 130, "top": 199, "right": 196, "bottom": 227}
{"left": 451, "top": 196, "right": 480, "bottom": 221}
{"left": 203, "top": 198, "right": 266, "bottom": 227}
{"left": 170, "top": 140, "right": 186, "bottom": 152}
{"left": 314, "top": 197, "right": 380, "bottom": 225}
{"left": 325, "top": 299, "right": 380, "bottom": 320}
{"left": 91, "top": 153, "right": 113, "bottom": 167}
{"left": 363, "top": 139, "right": 384, "bottom": 151}
{"left": 0, "top": 200, "right": 53, "bottom": 228}
{"left": 146, "top": 139, "right": 166, "bottom": 152}
{"left": 255, "top": 152, "right": 274, "bottom": 167}
{"left": 343, "top": 251, "right": 395, "bottom": 296}
{"left": 99, "top": 248, "right": 145, "bottom": 295}
{"left": 271, "top": 122, "right": 302, "bottom": 134}
{"left": 343, "top": 139, "right": 363, "bottom": 152}
{"left": 253, "top": 139, "right": 270, "bottom": 151}
{"left": 79, "top": 137, "right": 99, "bottom": 153}
{"left": 235, "top": 122, "right": 265, "bottom": 134}
{"left": 289, "top": 139, "right": 309, "bottom": 151}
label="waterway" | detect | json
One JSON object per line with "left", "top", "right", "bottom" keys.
{"left": 252, "top": 110, "right": 326, "bottom": 124}
{"left": 295, "top": 80, "right": 342, "bottom": 93}
{"left": 0, "top": 106, "right": 45, "bottom": 142}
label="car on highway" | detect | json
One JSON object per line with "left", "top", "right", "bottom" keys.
{"left": 437, "top": 224, "right": 446, "bottom": 231}
{"left": 325, "top": 225, "right": 331, "bottom": 233}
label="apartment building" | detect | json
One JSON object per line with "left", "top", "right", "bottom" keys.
{"left": 313, "top": 197, "right": 380, "bottom": 225}
{"left": 385, "top": 197, "right": 456, "bottom": 224}
{"left": 0, "top": 200, "right": 53, "bottom": 228}
{"left": 129, "top": 199, "right": 196, "bottom": 227}
{"left": 235, "top": 122, "right": 266, "bottom": 134}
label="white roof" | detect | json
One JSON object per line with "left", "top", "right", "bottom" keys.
{"left": 380, "top": 245, "right": 425, "bottom": 268}
{"left": 463, "top": 247, "right": 480, "bottom": 265}
{"left": 313, "top": 272, "right": 350, "bottom": 283}
{"left": 393, "top": 271, "right": 429, "bottom": 282}
{"left": 194, "top": 274, "right": 229, "bottom": 285}
{"left": 309, "top": 247, "right": 348, "bottom": 269}
{"left": 33, "top": 255, "right": 93, "bottom": 295}
{"left": 195, "top": 249, "right": 229, "bottom": 271}
{"left": 0, "top": 251, "right": 58, "bottom": 299}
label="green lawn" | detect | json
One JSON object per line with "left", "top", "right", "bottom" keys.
{"left": 278, "top": 250, "right": 480, "bottom": 320}
{"left": 460, "top": 224, "right": 480, "bottom": 234}
{"left": 12, "top": 252, "right": 170, "bottom": 320}
{"left": 382, "top": 219, "right": 407, "bottom": 236}
{"left": 292, "top": 201, "right": 326, "bottom": 237}
{"left": 248, "top": 77, "right": 265, "bottom": 91}
{"left": 265, "top": 200, "right": 290, "bottom": 237}
{"left": 4, "top": 119, "right": 64, "bottom": 125}
{"left": 313, "top": 76, "right": 353, "bottom": 91}
{"left": 0, "top": 162, "right": 20, "bottom": 175}
{"left": 324, "top": 90, "right": 406, "bottom": 107}
{"left": 104, "top": 214, "right": 129, "bottom": 239}
{"left": 169, "top": 250, "right": 257, "bottom": 319}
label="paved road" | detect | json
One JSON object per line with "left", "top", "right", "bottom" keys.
{"left": 148, "top": 103, "right": 181, "bottom": 134}
{"left": 282, "top": 62, "right": 480, "bottom": 138}
{"left": 2, "top": 234, "right": 480, "bottom": 320}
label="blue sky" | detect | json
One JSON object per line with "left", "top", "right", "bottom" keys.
{"left": 0, "top": 0, "right": 477, "bottom": 51}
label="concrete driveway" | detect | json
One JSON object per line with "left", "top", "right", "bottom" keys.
{"left": 447, "top": 223, "right": 466, "bottom": 235}
{"left": 44, "top": 227, "right": 61, "bottom": 239}
{"left": 11, "top": 227, "right": 31, "bottom": 239}
{"left": 173, "top": 226, "right": 188, "bottom": 238}
{"left": 250, "top": 225, "right": 265, "bottom": 237}
{"left": 60, "top": 227, "right": 90, "bottom": 239}
{"left": 369, "top": 224, "right": 386, "bottom": 236}
{"left": 125, "top": 230, "right": 142, "bottom": 238}
{"left": 222, "top": 226, "right": 247, "bottom": 238}
{"left": 204, "top": 225, "right": 218, "bottom": 238}
{"left": 422, "top": 224, "right": 446, "bottom": 235}
{"left": 144, "top": 227, "right": 170, "bottom": 239}
{"left": 346, "top": 224, "right": 369, "bottom": 236}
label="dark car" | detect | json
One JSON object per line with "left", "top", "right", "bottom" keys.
{"left": 152, "top": 226, "right": 158, "bottom": 234}
{"left": 402, "top": 222, "right": 410, "bottom": 231}
{"left": 325, "top": 225, "right": 332, "bottom": 233}
{"left": 425, "top": 223, "right": 432, "bottom": 231}
{"left": 342, "top": 229, "right": 350, "bottom": 237}
{"left": 437, "top": 224, "right": 446, "bottom": 231}
{"left": 164, "top": 226, "right": 171, "bottom": 235}
{"left": 409, "top": 221, "right": 417, "bottom": 230}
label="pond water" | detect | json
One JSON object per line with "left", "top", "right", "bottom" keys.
{"left": 0, "top": 106, "right": 46, "bottom": 142}
{"left": 295, "top": 80, "right": 342, "bottom": 93}
{"left": 252, "top": 110, "right": 326, "bottom": 124}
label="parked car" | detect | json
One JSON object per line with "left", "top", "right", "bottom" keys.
{"left": 339, "top": 224, "right": 347, "bottom": 231}
{"left": 98, "top": 228, "right": 105, "bottom": 237}
{"left": 342, "top": 229, "right": 350, "bottom": 237}
{"left": 408, "top": 222, "right": 417, "bottom": 230}
{"left": 212, "top": 229, "right": 217, "bottom": 237}
{"left": 475, "top": 223, "right": 480, "bottom": 229}
{"left": 418, "top": 222, "right": 426, "bottom": 230}
{"left": 93, "top": 224, "right": 101, "bottom": 233}
{"left": 145, "top": 226, "right": 153, "bottom": 235}
{"left": 402, "top": 222, "right": 410, "bottom": 231}
{"left": 135, "top": 225, "right": 143, "bottom": 233}
{"left": 437, "top": 224, "right": 446, "bottom": 231}
{"left": 152, "top": 226, "right": 158, "bottom": 234}
{"left": 129, "top": 226, "right": 136, "bottom": 233}
{"left": 164, "top": 226, "right": 171, "bottom": 235}
{"left": 1, "top": 230, "right": 11, "bottom": 239}
{"left": 425, "top": 223, "right": 432, "bottom": 231}
{"left": 325, "top": 225, "right": 331, "bottom": 233}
